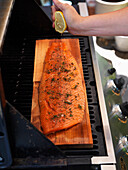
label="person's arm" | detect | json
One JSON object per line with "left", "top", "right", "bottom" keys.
{"left": 51, "top": 0, "right": 128, "bottom": 36}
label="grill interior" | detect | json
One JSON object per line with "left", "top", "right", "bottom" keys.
{"left": 0, "top": 0, "right": 107, "bottom": 168}
{"left": 0, "top": 35, "right": 106, "bottom": 156}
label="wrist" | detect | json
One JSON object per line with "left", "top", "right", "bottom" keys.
{"left": 72, "top": 16, "right": 87, "bottom": 35}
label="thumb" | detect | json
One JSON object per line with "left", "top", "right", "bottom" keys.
{"left": 53, "top": 0, "right": 66, "bottom": 11}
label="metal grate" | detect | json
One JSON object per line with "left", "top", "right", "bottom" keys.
{"left": 0, "top": 35, "right": 107, "bottom": 161}
{"left": 0, "top": 37, "right": 35, "bottom": 120}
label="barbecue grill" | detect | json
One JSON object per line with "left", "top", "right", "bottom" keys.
{"left": 0, "top": 0, "right": 119, "bottom": 169}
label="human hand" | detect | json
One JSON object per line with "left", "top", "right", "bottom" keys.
{"left": 51, "top": 0, "right": 83, "bottom": 35}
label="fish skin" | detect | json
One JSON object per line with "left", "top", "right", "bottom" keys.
{"left": 39, "top": 41, "right": 85, "bottom": 134}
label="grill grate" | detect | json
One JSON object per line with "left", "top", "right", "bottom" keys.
{"left": 0, "top": 37, "right": 35, "bottom": 119}
{"left": 0, "top": 35, "right": 107, "bottom": 160}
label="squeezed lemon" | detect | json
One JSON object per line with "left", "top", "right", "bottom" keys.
{"left": 55, "top": 11, "right": 67, "bottom": 33}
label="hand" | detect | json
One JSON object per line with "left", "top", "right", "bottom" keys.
{"left": 51, "top": 0, "right": 83, "bottom": 35}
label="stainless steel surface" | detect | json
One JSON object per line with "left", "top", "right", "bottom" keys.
{"left": 90, "top": 36, "right": 116, "bottom": 165}
{"left": 94, "top": 36, "right": 128, "bottom": 169}
{"left": 0, "top": 0, "right": 14, "bottom": 52}
{"left": 78, "top": 2, "right": 89, "bottom": 17}
{"left": 101, "top": 165, "right": 116, "bottom": 170}
{"left": 78, "top": 2, "right": 116, "bottom": 167}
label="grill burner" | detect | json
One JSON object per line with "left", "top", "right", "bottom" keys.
{"left": 0, "top": 0, "right": 107, "bottom": 169}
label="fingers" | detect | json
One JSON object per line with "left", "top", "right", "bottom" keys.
{"left": 51, "top": 5, "right": 56, "bottom": 21}
{"left": 51, "top": 0, "right": 69, "bottom": 28}
{"left": 53, "top": 0, "right": 65, "bottom": 11}
{"left": 51, "top": 0, "right": 65, "bottom": 28}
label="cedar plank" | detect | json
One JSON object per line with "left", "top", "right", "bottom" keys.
{"left": 31, "top": 39, "right": 93, "bottom": 147}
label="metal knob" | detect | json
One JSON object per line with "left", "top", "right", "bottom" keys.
{"left": 120, "top": 102, "right": 128, "bottom": 118}
{"left": 118, "top": 136, "right": 128, "bottom": 154}
{"left": 107, "top": 68, "right": 116, "bottom": 75}
{"left": 106, "top": 77, "right": 125, "bottom": 94}
{"left": 106, "top": 79, "right": 120, "bottom": 94}
{"left": 114, "top": 77, "right": 125, "bottom": 90}
{"left": 111, "top": 102, "right": 128, "bottom": 122}
{"left": 111, "top": 104, "right": 123, "bottom": 119}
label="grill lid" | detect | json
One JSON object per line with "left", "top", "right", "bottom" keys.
{"left": 0, "top": 0, "right": 14, "bottom": 53}
{"left": 0, "top": 71, "right": 12, "bottom": 169}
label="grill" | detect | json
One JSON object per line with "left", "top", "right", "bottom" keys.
{"left": 0, "top": 0, "right": 115, "bottom": 169}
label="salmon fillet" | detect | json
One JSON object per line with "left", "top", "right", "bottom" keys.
{"left": 39, "top": 41, "right": 85, "bottom": 134}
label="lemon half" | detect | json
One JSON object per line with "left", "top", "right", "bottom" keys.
{"left": 55, "top": 11, "right": 67, "bottom": 33}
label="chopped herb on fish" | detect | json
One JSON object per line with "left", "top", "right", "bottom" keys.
{"left": 64, "top": 101, "right": 72, "bottom": 105}
{"left": 70, "top": 113, "right": 73, "bottom": 117}
{"left": 47, "top": 91, "right": 51, "bottom": 94}
{"left": 66, "top": 93, "right": 72, "bottom": 98}
{"left": 78, "top": 104, "right": 82, "bottom": 109}
{"left": 51, "top": 78, "right": 55, "bottom": 82}
{"left": 72, "top": 85, "right": 78, "bottom": 89}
